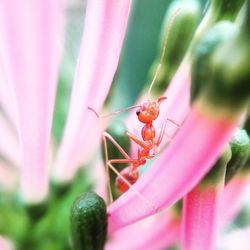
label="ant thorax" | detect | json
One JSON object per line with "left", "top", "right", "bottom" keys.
{"left": 141, "top": 124, "right": 156, "bottom": 142}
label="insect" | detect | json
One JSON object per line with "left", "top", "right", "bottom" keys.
{"left": 89, "top": 9, "right": 181, "bottom": 203}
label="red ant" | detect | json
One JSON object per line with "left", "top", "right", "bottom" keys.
{"left": 89, "top": 9, "right": 181, "bottom": 202}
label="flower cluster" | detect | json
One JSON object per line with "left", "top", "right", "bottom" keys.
{"left": 0, "top": 0, "right": 249, "bottom": 250}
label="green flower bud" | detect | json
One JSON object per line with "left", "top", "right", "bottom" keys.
{"left": 193, "top": 0, "right": 244, "bottom": 45}
{"left": 191, "top": 21, "right": 237, "bottom": 101}
{"left": 70, "top": 192, "right": 107, "bottom": 250}
{"left": 192, "top": 10, "right": 250, "bottom": 115}
{"left": 207, "top": 37, "right": 250, "bottom": 111}
{"left": 210, "top": 0, "right": 245, "bottom": 21}
{"left": 226, "top": 129, "right": 250, "bottom": 183}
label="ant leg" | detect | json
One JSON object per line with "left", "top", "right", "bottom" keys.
{"left": 153, "top": 119, "right": 179, "bottom": 156}
{"left": 165, "top": 117, "right": 183, "bottom": 141}
{"left": 103, "top": 132, "right": 156, "bottom": 211}
{"left": 157, "top": 117, "right": 182, "bottom": 146}
{"left": 103, "top": 131, "right": 136, "bottom": 203}
{"left": 126, "top": 130, "right": 162, "bottom": 161}
{"left": 156, "top": 119, "right": 168, "bottom": 146}
{"left": 154, "top": 118, "right": 184, "bottom": 156}
{"left": 126, "top": 131, "right": 151, "bottom": 150}
{"left": 103, "top": 132, "right": 136, "bottom": 203}
{"left": 146, "top": 120, "right": 169, "bottom": 157}
{"left": 102, "top": 132, "right": 138, "bottom": 203}
{"left": 102, "top": 133, "right": 114, "bottom": 204}
{"left": 166, "top": 118, "right": 181, "bottom": 128}
{"left": 107, "top": 161, "right": 157, "bottom": 212}
{"left": 103, "top": 131, "right": 131, "bottom": 159}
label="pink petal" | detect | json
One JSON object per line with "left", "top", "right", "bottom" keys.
{"left": 181, "top": 185, "right": 224, "bottom": 250}
{"left": 221, "top": 175, "right": 250, "bottom": 223}
{"left": 89, "top": 157, "right": 108, "bottom": 203}
{"left": 106, "top": 210, "right": 180, "bottom": 250}
{"left": 0, "top": 113, "right": 20, "bottom": 167}
{"left": 0, "top": 59, "right": 17, "bottom": 126}
{"left": 0, "top": 1, "right": 63, "bottom": 203}
{"left": 154, "top": 62, "right": 191, "bottom": 133}
{"left": 108, "top": 107, "right": 238, "bottom": 233}
{"left": 0, "top": 236, "right": 13, "bottom": 250}
{"left": 53, "top": 0, "right": 132, "bottom": 183}
{"left": 218, "top": 227, "right": 250, "bottom": 250}
{"left": 0, "top": 160, "right": 18, "bottom": 192}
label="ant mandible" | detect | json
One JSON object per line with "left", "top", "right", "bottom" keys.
{"left": 89, "top": 9, "right": 181, "bottom": 202}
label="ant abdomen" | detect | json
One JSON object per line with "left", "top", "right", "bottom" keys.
{"left": 116, "top": 167, "right": 139, "bottom": 193}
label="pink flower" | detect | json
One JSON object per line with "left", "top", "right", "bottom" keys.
{"left": 0, "top": 0, "right": 249, "bottom": 249}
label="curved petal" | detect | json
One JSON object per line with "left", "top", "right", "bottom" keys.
{"left": 155, "top": 62, "right": 191, "bottom": 132}
{"left": 0, "top": 236, "right": 13, "bottom": 250}
{"left": 221, "top": 175, "right": 250, "bottom": 223}
{"left": 108, "top": 107, "right": 238, "bottom": 233}
{"left": 0, "top": 114, "right": 19, "bottom": 167}
{"left": 0, "top": 0, "right": 63, "bottom": 203}
{"left": 0, "top": 59, "right": 17, "bottom": 126}
{"left": 89, "top": 157, "right": 108, "bottom": 203}
{"left": 53, "top": 0, "right": 132, "bottom": 183}
{"left": 106, "top": 210, "right": 180, "bottom": 250}
{"left": 0, "top": 160, "right": 18, "bottom": 192}
{"left": 218, "top": 227, "right": 250, "bottom": 250}
{"left": 181, "top": 185, "right": 224, "bottom": 250}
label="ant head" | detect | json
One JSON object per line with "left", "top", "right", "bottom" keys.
{"left": 136, "top": 97, "right": 167, "bottom": 124}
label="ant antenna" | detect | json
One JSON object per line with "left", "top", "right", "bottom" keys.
{"left": 147, "top": 8, "right": 181, "bottom": 100}
{"left": 88, "top": 105, "right": 142, "bottom": 118}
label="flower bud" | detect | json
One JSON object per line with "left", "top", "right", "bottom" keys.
{"left": 70, "top": 192, "right": 107, "bottom": 250}
{"left": 210, "top": 0, "right": 245, "bottom": 21}
{"left": 225, "top": 129, "right": 250, "bottom": 183}
{"left": 191, "top": 21, "right": 238, "bottom": 102}
{"left": 192, "top": 15, "right": 250, "bottom": 115}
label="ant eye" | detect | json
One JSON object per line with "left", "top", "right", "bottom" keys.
{"left": 136, "top": 110, "right": 140, "bottom": 116}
